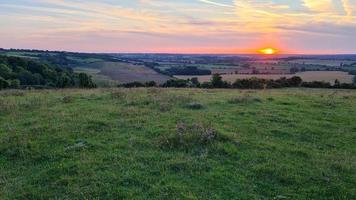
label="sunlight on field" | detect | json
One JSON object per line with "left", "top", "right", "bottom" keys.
{"left": 176, "top": 71, "right": 354, "bottom": 84}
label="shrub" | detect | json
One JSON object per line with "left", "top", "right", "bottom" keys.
{"left": 145, "top": 81, "right": 157, "bottom": 87}
{"left": 200, "top": 82, "right": 213, "bottom": 89}
{"left": 233, "top": 77, "right": 266, "bottom": 89}
{"left": 301, "top": 81, "right": 331, "bottom": 88}
{"left": 121, "top": 81, "right": 145, "bottom": 88}
{"left": 161, "top": 79, "right": 189, "bottom": 88}
{"left": 211, "top": 74, "right": 231, "bottom": 88}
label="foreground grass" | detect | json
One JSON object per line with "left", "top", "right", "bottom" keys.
{"left": 0, "top": 88, "right": 355, "bottom": 199}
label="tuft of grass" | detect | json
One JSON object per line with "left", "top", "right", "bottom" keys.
{"left": 159, "top": 122, "right": 226, "bottom": 149}
{"left": 65, "top": 139, "right": 90, "bottom": 151}
{"left": 110, "top": 90, "right": 128, "bottom": 101}
{"left": 228, "top": 95, "right": 262, "bottom": 104}
{"left": 185, "top": 102, "right": 205, "bottom": 110}
{"left": 0, "top": 90, "right": 25, "bottom": 97}
{"left": 62, "top": 96, "right": 75, "bottom": 103}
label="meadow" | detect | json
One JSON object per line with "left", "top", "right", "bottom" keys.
{"left": 0, "top": 88, "right": 355, "bottom": 199}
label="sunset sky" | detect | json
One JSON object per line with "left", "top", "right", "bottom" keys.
{"left": 1, "top": 0, "right": 356, "bottom": 54}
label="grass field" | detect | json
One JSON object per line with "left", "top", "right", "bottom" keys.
{"left": 176, "top": 71, "right": 354, "bottom": 84}
{"left": 74, "top": 67, "right": 119, "bottom": 87}
{"left": 0, "top": 88, "right": 355, "bottom": 199}
{"left": 88, "top": 62, "right": 171, "bottom": 84}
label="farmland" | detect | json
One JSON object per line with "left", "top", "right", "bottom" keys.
{"left": 1, "top": 88, "right": 355, "bottom": 199}
{"left": 176, "top": 71, "right": 354, "bottom": 84}
{"left": 95, "top": 62, "right": 170, "bottom": 84}
{"left": 1, "top": 49, "right": 356, "bottom": 85}
{"left": 75, "top": 62, "right": 171, "bottom": 86}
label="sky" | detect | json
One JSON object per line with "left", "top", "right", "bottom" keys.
{"left": 0, "top": 0, "right": 356, "bottom": 54}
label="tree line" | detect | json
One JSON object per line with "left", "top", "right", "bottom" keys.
{"left": 0, "top": 56, "right": 96, "bottom": 89}
{"left": 120, "top": 74, "right": 356, "bottom": 89}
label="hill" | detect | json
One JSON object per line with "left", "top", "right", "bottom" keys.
{"left": 0, "top": 88, "right": 355, "bottom": 199}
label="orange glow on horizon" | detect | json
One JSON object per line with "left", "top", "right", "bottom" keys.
{"left": 258, "top": 48, "right": 277, "bottom": 55}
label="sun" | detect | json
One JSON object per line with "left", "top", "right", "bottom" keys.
{"left": 258, "top": 48, "right": 277, "bottom": 55}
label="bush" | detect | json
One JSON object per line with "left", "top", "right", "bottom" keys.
{"left": 161, "top": 79, "right": 189, "bottom": 88}
{"left": 233, "top": 77, "right": 266, "bottom": 89}
{"left": 145, "top": 81, "right": 157, "bottom": 87}
{"left": 301, "top": 81, "right": 331, "bottom": 88}
{"left": 200, "top": 82, "right": 213, "bottom": 88}
{"left": 121, "top": 82, "right": 145, "bottom": 88}
{"left": 211, "top": 74, "right": 231, "bottom": 88}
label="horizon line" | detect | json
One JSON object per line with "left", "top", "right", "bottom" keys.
{"left": 2, "top": 47, "right": 356, "bottom": 56}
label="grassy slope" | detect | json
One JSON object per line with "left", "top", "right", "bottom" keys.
{"left": 95, "top": 62, "right": 171, "bottom": 84}
{"left": 0, "top": 88, "right": 355, "bottom": 199}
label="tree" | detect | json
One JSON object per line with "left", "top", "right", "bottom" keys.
{"left": 0, "top": 64, "right": 13, "bottom": 79}
{"left": 190, "top": 77, "right": 200, "bottom": 87}
{"left": 9, "top": 79, "right": 20, "bottom": 88}
{"left": 0, "top": 76, "right": 9, "bottom": 89}
{"left": 288, "top": 76, "right": 303, "bottom": 87}
{"left": 57, "top": 73, "right": 72, "bottom": 88}
{"left": 211, "top": 74, "right": 224, "bottom": 88}
{"left": 78, "top": 73, "right": 96, "bottom": 88}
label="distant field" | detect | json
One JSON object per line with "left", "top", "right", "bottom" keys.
{"left": 288, "top": 59, "right": 355, "bottom": 67}
{"left": 76, "top": 61, "right": 171, "bottom": 86}
{"left": 74, "top": 68, "right": 119, "bottom": 87}
{"left": 0, "top": 88, "right": 355, "bottom": 199}
{"left": 176, "top": 71, "right": 354, "bottom": 84}
{"left": 88, "top": 62, "right": 171, "bottom": 84}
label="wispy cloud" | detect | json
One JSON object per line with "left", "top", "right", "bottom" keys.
{"left": 198, "top": 0, "right": 233, "bottom": 8}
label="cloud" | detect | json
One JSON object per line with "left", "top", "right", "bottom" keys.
{"left": 198, "top": 0, "right": 233, "bottom": 7}
{"left": 341, "top": 0, "right": 354, "bottom": 17}
{"left": 303, "top": 0, "right": 333, "bottom": 12}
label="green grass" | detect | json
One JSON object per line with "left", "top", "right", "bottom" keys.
{"left": 0, "top": 88, "right": 355, "bottom": 199}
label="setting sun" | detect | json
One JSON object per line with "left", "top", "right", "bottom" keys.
{"left": 259, "top": 48, "right": 277, "bottom": 55}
